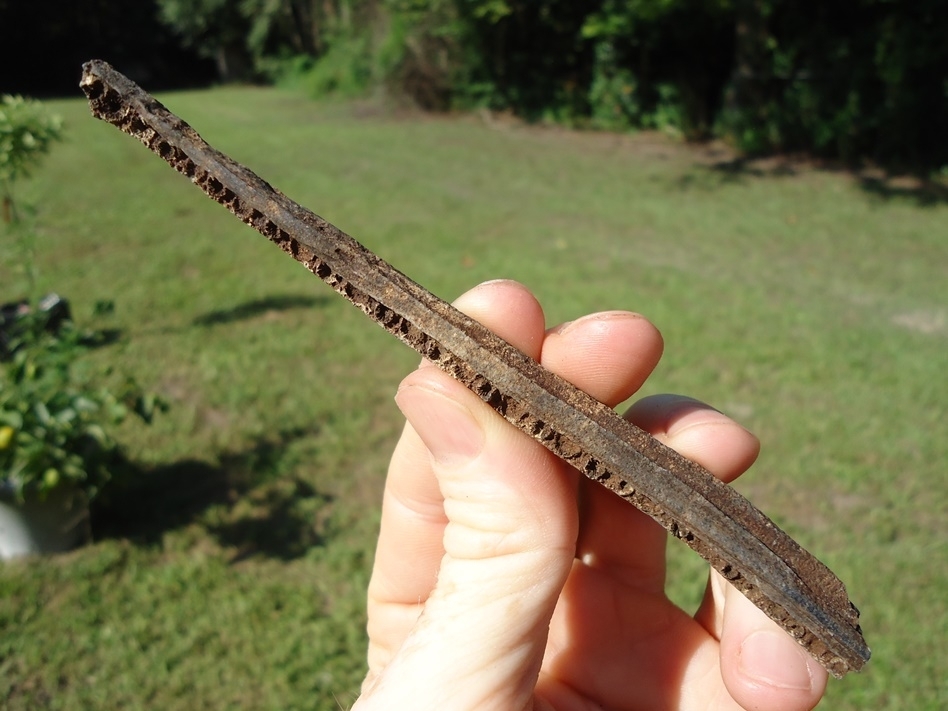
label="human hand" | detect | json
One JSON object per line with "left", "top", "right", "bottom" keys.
{"left": 354, "top": 280, "right": 828, "bottom": 711}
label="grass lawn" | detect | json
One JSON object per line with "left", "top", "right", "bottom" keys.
{"left": 1, "top": 86, "right": 946, "bottom": 709}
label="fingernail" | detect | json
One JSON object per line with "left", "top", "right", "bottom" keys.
{"left": 395, "top": 385, "right": 485, "bottom": 466}
{"left": 549, "top": 311, "right": 638, "bottom": 336}
{"left": 739, "top": 630, "right": 814, "bottom": 690}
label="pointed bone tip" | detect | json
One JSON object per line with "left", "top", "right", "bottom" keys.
{"left": 80, "top": 60, "right": 115, "bottom": 88}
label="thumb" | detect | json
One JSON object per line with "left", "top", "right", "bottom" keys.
{"left": 358, "top": 369, "right": 578, "bottom": 711}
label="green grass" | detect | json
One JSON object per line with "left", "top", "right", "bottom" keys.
{"left": 2, "top": 86, "right": 946, "bottom": 709}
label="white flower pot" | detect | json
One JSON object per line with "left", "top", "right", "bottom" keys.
{"left": 0, "top": 483, "right": 90, "bottom": 559}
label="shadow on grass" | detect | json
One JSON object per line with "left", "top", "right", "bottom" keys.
{"left": 855, "top": 174, "right": 948, "bottom": 206}
{"left": 80, "top": 328, "right": 125, "bottom": 348}
{"left": 706, "top": 156, "right": 800, "bottom": 180}
{"left": 675, "top": 156, "right": 798, "bottom": 192}
{"left": 192, "top": 294, "right": 329, "bottom": 327}
{"left": 698, "top": 156, "right": 948, "bottom": 206}
{"left": 91, "top": 429, "right": 334, "bottom": 560}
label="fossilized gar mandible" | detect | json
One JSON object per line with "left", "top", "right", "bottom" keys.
{"left": 80, "top": 59, "right": 869, "bottom": 678}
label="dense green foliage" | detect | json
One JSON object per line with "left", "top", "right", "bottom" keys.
{"left": 155, "top": 0, "right": 328, "bottom": 81}
{"left": 3, "top": 0, "right": 944, "bottom": 168}
{"left": 717, "top": 0, "right": 948, "bottom": 167}
{"left": 0, "top": 95, "right": 63, "bottom": 225}
{"left": 0, "top": 312, "right": 161, "bottom": 503}
{"left": 1, "top": 88, "right": 945, "bottom": 710}
{"left": 151, "top": 0, "right": 948, "bottom": 170}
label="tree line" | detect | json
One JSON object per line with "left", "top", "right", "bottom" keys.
{"left": 3, "top": 0, "right": 946, "bottom": 170}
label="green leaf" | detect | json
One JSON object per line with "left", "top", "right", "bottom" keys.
{"left": 73, "top": 396, "right": 99, "bottom": 413}
{"left": 0, "top": 410, "right": 24, "bottom": 429}
{"left": 42, "top": 467, "right": 59, "bottom": 489}
{"left": 33, "top": 400, "right": 51, "bottom": 425}
{"left": 55, "top": 407, "right": 77, "bottom": 424}
{"left": 84, "top": 424, "right": 107, "bottom": 444}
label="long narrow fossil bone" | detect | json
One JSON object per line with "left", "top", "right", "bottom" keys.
{"left": 80, "top": 59, "right": 868, "bottom": 678}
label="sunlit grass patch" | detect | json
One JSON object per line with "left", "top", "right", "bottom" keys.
{"left": 1, "top": 87, "right": 945, "bottom": 710}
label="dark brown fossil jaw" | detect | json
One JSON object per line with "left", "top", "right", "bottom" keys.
{"left": 80, "top": 59, "right": 869, "bottom": 678}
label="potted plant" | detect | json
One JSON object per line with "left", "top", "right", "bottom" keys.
{"left": 1, "top": 94, "right": 161, "bottom": 558}
{"left": 0, "top": 304, "right": 163, "bottom": 558}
